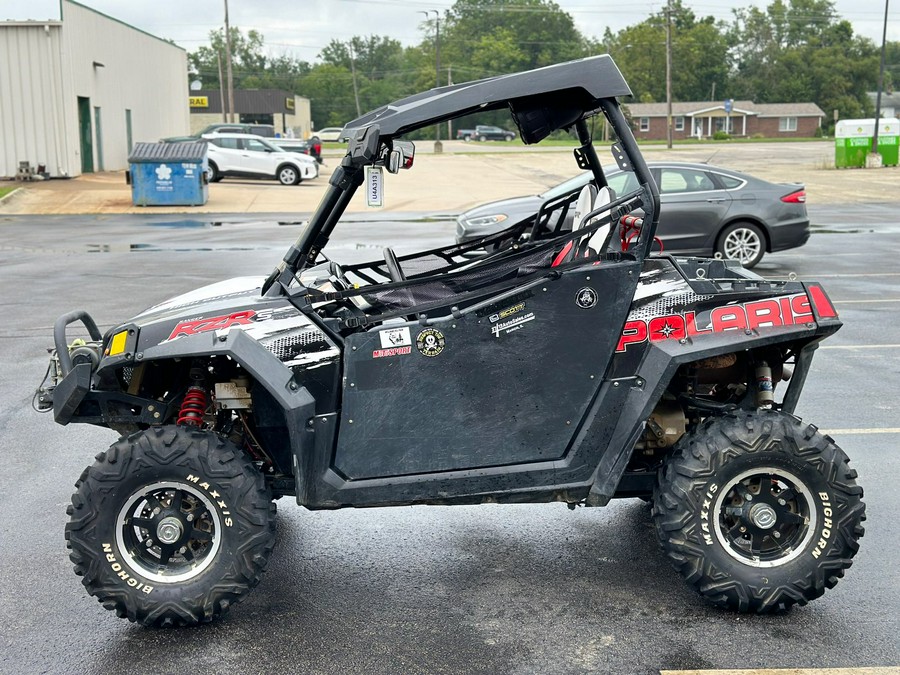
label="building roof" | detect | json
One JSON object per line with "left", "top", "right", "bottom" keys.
{"left": 867, "top": 91, "right": 900, "bottom": 108}
{"left": 191, "top": 89, "right": 304, "bottom": 115}
{"left": 625, "top": 100, "right": 825, "bottom": 118}
{"left": 753, "top": 103, "right": 826, "bottom": 117}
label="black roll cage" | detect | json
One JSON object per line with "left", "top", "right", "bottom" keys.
{"left": 261, "top": 55, "right": 660, "bottom": 297}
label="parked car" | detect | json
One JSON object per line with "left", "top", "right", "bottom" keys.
{"left": 203, "top": 133, "right": 319, "bottom": 185}
{"left": 456, "top": 124, "right": 517, "bottom": 141}
{"left": 456, "top": 162, "right": 808, "bottom": 267}
{"left": 316, "top": 127, "right": 346, "bottom": 142}
{"left": 162, "top": 123, "right": 276, "bottom": 143}
{"left": 271, "top": 136, "right": 323, "bottom": 164}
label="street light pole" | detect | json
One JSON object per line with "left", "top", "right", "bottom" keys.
{"left": 871, "top": 0, "right": 890, "bottom": 162}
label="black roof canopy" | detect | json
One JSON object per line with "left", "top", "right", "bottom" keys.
{"left": 342, "top": 55, "right": 632, "bottom": 145}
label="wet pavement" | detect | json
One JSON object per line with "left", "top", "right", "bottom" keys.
{"left": 0, "top": 207, "right": 898, "bottom": 674}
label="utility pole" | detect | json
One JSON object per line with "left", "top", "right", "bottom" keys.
{"left": 869, "top": 0, "right": 890, "bottom": 167}
{"left": 348, "top": 42, "right": 362, "bottom": 118}
{"left": 420, "top": 10, "right": 442, "bottom": 150}
{"left": 217, "top": 51, "right": 226, "bottom": 122}
{"left": 665, "top": 0, "right": 673, "bottom": 149}
{"left": 223, "top": 0, "right": 235, "bottom": 123}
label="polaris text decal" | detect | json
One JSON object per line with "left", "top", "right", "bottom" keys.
{"left": 617, "top": 294, "right": 815, "bottom": 353}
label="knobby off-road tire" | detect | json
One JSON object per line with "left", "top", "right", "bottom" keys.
{"left": 66, "top": 426, "right": 276, "bottom": 627}
{"left": 652, "top": 410, "right": 865, "bottom": 612}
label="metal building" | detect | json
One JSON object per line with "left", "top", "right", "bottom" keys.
{"left": 0, "top": 0, "right": 189, "bottom": 178}
{"left": 188, "top": 89, "right": 313, "bottom": 139}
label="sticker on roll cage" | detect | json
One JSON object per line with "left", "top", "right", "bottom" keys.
{"left": 415, "top": 328, "right": 445, "bottom": 357}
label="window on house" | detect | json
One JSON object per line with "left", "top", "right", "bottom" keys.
{"left": 674, "top": 116, "right": 685, "bottom": 131}
{"left": 639, "top": 117, "right": 650, "bottom": 132}
{"left": 779, "top": 117, "right": 798, "bottom": 132}
{"left": 715, "top": 117, "right": 734, "bottom": 133}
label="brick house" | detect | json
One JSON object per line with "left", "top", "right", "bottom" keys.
{"left": 625, "top": 101, "right": 825, "bottom": 140}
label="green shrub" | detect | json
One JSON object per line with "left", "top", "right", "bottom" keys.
{"left": 713, "top": 131, "right": 731, "bottom": 141}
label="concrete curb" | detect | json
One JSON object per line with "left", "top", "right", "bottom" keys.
{"left": 0, "top": 186, "right": 21, "bottom": 207}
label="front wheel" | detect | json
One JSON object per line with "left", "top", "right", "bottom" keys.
{"left": 277, "top": 165, "right": 300, "bottom": 185}
{"left": 65, "top": 427, "right": 276, "bottom": 626}
{"left": 652, "top": 410, "right": 865, "bottom": 612}
{"left": 717, "top": 221, "right": 765, "bottom": 268}
{"left": 206, "top": 161, "right": 222, "bottom": 183}
{"left": 478, "top": 135, "right": 487, "bottom": 142}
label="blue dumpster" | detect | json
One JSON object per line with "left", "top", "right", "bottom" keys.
{"left": 127, "top": 142, "right": 208, "bottom": 206}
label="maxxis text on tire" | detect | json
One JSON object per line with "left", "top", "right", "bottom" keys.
{"left": 652, "top": 410, "right": 865, "bottom": 613}
{"left": 65, "top": 426, "right": 276, "bottom": 627}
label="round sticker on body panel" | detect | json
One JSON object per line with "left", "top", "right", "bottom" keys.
{"left": 415, "top": 328, "right": 445, "bottom": 357}
{"left": 575, "top": 287, "right": 598, "bottom": 309}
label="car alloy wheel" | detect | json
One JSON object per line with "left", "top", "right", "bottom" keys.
{"left": 278, "top": 166, "right": 299, "bottom": 185}
{"left": 718, "top": 222, "right": 765, "bottom": 268}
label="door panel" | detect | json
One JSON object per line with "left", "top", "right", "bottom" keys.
{"left": 241, "top": 138, "right": 276, "bottom": 175}
{"left": 77, "top": 97, "right": 93, "bottom": 174}
{"left": 655, "top": 167, "right": 733, "bottom": 253}
{"left": 334, "top": 260, "right": 640, "bottom": 480}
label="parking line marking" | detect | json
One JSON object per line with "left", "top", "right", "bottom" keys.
{"left": 820, "top": 344, "right": 900, "bottom": 350}
{"left": 820, "top": 428, "right": 900, "bottom": 435}
{"left": 660, "top": 669, "right": 900, "bottom": 675}
{"left": 814, "top": 273, "right": 900, "bottom": 278}
{"left": 833, "top": 299, "right": 900, "bottom": 304}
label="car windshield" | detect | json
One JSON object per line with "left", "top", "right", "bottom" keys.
{"left": 540, "top": 172, "right": 591, "bottom": 200}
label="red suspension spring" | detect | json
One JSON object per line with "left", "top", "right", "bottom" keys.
{"left": 177, "top": 386, "right": 208, "bottom": 427}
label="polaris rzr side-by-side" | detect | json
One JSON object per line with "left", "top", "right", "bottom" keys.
{"left": 36, "top": 55, "right": 864, "bottom": 627}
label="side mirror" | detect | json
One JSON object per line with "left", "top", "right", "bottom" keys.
{"left": 387, "top": 149, "right": 402, "bottom": 174}
{"left": 385, "top": 140, "right": 415, "bottom": 174}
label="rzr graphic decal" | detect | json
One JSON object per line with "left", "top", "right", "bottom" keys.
{"left": 167, "top": 311, "right": 256, "bottom": 341}
{"left": 617, "top": 293, "right": 821, "bottom": 352}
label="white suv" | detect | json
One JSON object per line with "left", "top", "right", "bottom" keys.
{"left": 203, "top": 133, "right": 319, "bottom": 185}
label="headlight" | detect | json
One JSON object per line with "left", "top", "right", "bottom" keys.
{"left": 464, "top": 214, "right": 508, "bottom": 228}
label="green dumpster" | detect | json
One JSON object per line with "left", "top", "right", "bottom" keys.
{"left": 835, "top": 118, "right": 900, "bottom": 168}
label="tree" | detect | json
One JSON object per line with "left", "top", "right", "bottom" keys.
{"left": 730, "top": 0, "right": 880, "bottom": 129}
{"left": 440, "top": 0, "right": 588, "bottom": 81}
{"left": 601, "top": 2, "right": 730, "bottom": 103}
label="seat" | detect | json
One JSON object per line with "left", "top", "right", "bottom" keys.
{"left": 552, "top": 184, "right": 596, "bottom": 267}
{"left": 585, "top": 185, "right": 615, "bottom": 254}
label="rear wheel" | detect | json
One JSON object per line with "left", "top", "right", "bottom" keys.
{"left": 277, "top": 165, "right": 300, "bottom": 186}
{"left": 717, "top": 221, "right": 765, "bottom": 268}
{"left": 66, "top": 426, "right": 276, "bottom": 626}
{"left": 652, "top": 410, "right": 865, "bottom": 612}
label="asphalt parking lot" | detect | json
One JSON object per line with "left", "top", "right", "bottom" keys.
{"left": 0, "top": 203, "right": 898, "bottom": 674}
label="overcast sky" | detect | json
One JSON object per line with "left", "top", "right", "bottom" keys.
{"left": 1, "top": 0, "right": 897, "bottom": 62}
